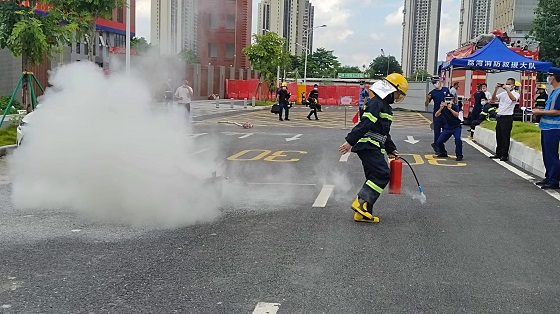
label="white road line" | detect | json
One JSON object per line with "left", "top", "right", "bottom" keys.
{"left": 239, "top": 133, "right": 253, "bottom": 139}
{"left": 189, "top": 133, "right": 208, "bottom": 138}
{"left": 312, "top": 184, "right": 335, "bottom": 208}
{"left": 340, "top": 152, "right": 350, "bottom": 162}
{"left": 252, "top": 302, "right": 280, "bottom": 314}
{"left": 464, "top": 138, "right": 534, "bottom": 180}
{"left": 465, "top": 138, "right": 560, "bottom": 201}
{"left": 189, "top": 148, "right": 210, "bottom": 156}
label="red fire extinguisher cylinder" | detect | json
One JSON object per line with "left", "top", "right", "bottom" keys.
{"left": 389, "top": 158, "right": 402, "bottom": 194}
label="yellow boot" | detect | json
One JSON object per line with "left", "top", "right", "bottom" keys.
{"left": 353, "top": 213, "right": 380, "bottom": 223}
{"left": 351, "top": 197, "right": 373, "bottom": 219}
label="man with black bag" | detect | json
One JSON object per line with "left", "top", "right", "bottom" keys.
{"left": 274, "top": 82, "right": 291, "bottom": 121}
{"left": 307, "top": 84, "right": 319, "bottom": 120}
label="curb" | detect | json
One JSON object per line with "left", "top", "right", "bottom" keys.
{"left": 473, "top": 127, "right": 545, "bottom": 178}
{"left": 0, "top": 144, "right": 16, "bottom": 158}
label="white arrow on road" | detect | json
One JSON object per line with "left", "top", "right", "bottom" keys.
{"left": 404, "top": 136, "right": 419, "bottom": 144}
{"left": 285, "top": 134, "right": 302, "bottom": 142}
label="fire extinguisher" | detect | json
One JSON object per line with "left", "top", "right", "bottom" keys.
{"left": 389, "top": 156, "right": 423, "bottom": 195}
{"left": 389, "top": 158, "right": 402, "bottom": 194}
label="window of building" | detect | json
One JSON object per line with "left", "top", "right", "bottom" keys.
{"left": 226, "top": 43, "right": 235, "bottom": 59}
{"left": 76, "top": 42, "right": 81, "bottom": 54}
{"left": 226, "top": 14, "right": 235, "bottom": 30}
{"left": 208, "top": 43, "right": 217, "bottom": 58}
{"left": 209, "top": 13, "right": 219, "bottom": 29}
{"left": 117, "top": 9, "right": 123, "bottom": 23}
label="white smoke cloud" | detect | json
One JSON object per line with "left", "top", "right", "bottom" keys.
{"left": 9, "top": 61, "right": 222, "bottom": 229}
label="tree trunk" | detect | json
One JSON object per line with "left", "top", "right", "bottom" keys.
{"left": 21, "top": 54, "right": 32, "bottom": 114}
{"left": 87, "top": 22, "right": 96, "bottom": 62}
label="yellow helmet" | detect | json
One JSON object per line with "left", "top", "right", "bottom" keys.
{"left": 537, "top": 84, "right": 546, "bottom": 90}
{"left": 515, "top": 81, "right": 521, "bottom": 87}
{"left": 281, "top": 82, "right": 288, "bottom": 87}
{"left": 384, "top": 73, "right": 409, "bottom": 103}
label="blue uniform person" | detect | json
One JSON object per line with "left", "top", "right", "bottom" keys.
{"left": 358, "top": 80, "right": 370, "bottom": 117}
{"left": 533, "top": 68, "right": 560, "bottom": 190}
{"left": 339, "top": 73, "right": 409, "bottom": 223}
{"left": 425, "top": 77, "right": 452, "bottom": 154}
{"left": 435, "top": 97, "right": 464, "bottom": 161}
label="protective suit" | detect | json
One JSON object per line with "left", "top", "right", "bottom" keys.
{"left": 340, "top": 73, "right": 409, "bottom": 223}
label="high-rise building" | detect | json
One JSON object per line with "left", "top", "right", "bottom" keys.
{"left": 458, "top": 0, "right": 493, "bottom": 47}
{"left": 493, "top": 0, "right": 538, "bottom": 37}
{"left": 257, "top": 0, "right": 315, "bottom": 56}
{"left": 151, "top": 0, "right": 250, "bottom": 67}
{"left": 151, "top": 0, "right": 193, "bottom": 55}
{"left": 401, "top": 0, "right": 442, "bottom": 77}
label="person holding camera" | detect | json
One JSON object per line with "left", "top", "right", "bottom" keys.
{"left": 490, "top": 78, "right": 520, "bottom": 161}
{"left": 425, "top": 77, "right": 452, "bottom": 154}
{"left": 434, "top": 97, "right": 464, "bottom": 161}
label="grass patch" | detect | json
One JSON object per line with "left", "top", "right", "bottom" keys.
{"left": 255, "top": 100, "right": 276, "bottom": 106}
{"left": 480, "top": 121, "right": 542, "bottom": 151}
{"left": 0, "top": 125, "right": 17, "bottom": 146}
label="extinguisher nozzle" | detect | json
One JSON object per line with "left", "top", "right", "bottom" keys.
{"left": 418, "top": 186, "right": 423, "bottom": 194}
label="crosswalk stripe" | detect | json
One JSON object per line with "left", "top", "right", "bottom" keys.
{"left": 340, "top": 152, "right": 350, "bottom": 162}
{"left": 312, "top": 185, "right": 335, "bottom": 208}
{"left": 252, "top": 302, "right": 280, "bottom": 314}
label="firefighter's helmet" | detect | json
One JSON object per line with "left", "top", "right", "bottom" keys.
{"left": 515, "top": 81, "right": 521, "bottom": 87}
{"left": 384, "top": 73, "right": 409, "bottom": 103}
{"left": 281, "top": 82, "right": 288, "bottom": 87}
{"left": 537, "top": 84, "right": 547, "bottom": 90}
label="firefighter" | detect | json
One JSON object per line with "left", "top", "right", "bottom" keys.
{"left": 339, "top": 73, "right": 408, "bottom": 223}
{"left": 470, "top": 95, "right": 497, "bottom": 137}
{"left": 276, "top": 82, "right": 291, "bottom": 121}
{"left": 307, "top": 84, "right": 319, "bottom": 120}
{"left": 535, "top": 84, "right": 548, "bottom": 123}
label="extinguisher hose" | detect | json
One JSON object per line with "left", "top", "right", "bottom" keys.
{"left": 397, "top": 156, "right": 423, "bottom": 194}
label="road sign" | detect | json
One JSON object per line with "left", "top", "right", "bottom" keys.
{"left": 337, "top": 73, "right": 364, "bottom": 79}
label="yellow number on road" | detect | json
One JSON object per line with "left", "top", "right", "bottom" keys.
{"left": 227, "top": 150, "right": 307, "bottom": 162}
{"left": 264, "top": 150, "right": 307, "bottom": 162}
{"left": 227, "top": 150, "right": 272, "bottom": 161}
{"left": 397, "top": 154, "right": 424, "bottom": 165}
{"left": 424, "top": 154, "right": 466, "bottom": 167}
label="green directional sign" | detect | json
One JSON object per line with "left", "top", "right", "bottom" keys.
{"left": 337, "top": 73, "right": 364, "bottom": 79}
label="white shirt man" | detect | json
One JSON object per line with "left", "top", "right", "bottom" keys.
{"left": 174, "top": 80, "right": 194, "bottom": 114}
{"left": 490, "top": 78, "right": 520, "bottom": 161}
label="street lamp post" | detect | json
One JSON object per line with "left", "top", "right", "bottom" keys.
{"left": 303, "top": 24, "right": 326, "bottom": 85}
{"left": 381, "top": 49, "right": 389, "bottom": 76}
{"left": 125, "top": 0, "right": 131, "bottom": 75}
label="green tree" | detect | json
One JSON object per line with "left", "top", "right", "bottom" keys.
{"left": 408, "top": 68, "right": 430, "bottom": 81}
{"left": 178, "top": 48, "right": 197, "bottom": 63}
{"left": 0, "top": 0, "right": 76, "bottom": 111}
{"left": 337, "top": 65, "right": 362, "bottom": 73}
{"left": 366, "top": 55, "right": 403, "bottom": 78}
{"left": 242, "top": 32, "right": 289, "bottom": 98}
{"left": 44, "top": 0, "right": 126, "bottom": 61}
{"left": 308, "top": 48, "right": 341, "bottom": 78}
{"left": 530, "top": 0, "right": 560, "bottom": 65}
{"left": 131, "top": 36, "right": 150, "bottom": 55}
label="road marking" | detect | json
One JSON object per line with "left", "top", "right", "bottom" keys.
{"left": 417, "top": 113, "right": 433, "bottom": 124}
{"left": 252, "top": 302, "right": 280, "bottom": 314}
{"left": 239, "top": 133, "right": 253, "bottom": 139}
{"left": 464, "top": 138, "right": 534, "bottom": 180}
{"left": 404, "top": 135, "right": 419, "bottom": 144}
{"left": 285, "top": 134, "right": 302, "bottom": 141}
{"left": 312, "top": 185, "right": 335, "bottom": 208}
{"left": 189, "top": 133, "right": 208, "bottom": 138}
{"left": 340, "top": 152, "right": 350, "bottom": 162}
{"left": 189, "top": 148, "right": 210, "bottom": 156}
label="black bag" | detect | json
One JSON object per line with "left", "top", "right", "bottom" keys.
{"left": 271, "top": 104, "right": 280, "bottom": 114}
{"left": 309, "top": 98, "right": 317, "bottom": 109}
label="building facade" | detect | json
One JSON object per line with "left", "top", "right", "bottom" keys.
{"left": 493, "top": 0, "right": 538, "bottom": 37}
{"left": 401, "top": 0, "right": 442, "bottom": 77}
{"left": 151, "top": 0, "right": 197, "bottom": 55}
{"left": 458, "top": 0, "right": 493, "bottom": 47}
{"left": 257, "top": 0, "right": 315, "bottom": 56}
{"left": 197, "top": 0, "right": 252, "bottom": 68}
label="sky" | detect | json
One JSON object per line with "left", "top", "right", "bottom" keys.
{"left": 134, "top": 0, "right": 461, "bottom": 68}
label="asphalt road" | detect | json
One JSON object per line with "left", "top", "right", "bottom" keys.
{"left": 1, "top": 106, "right": 560, "bottom": 313}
